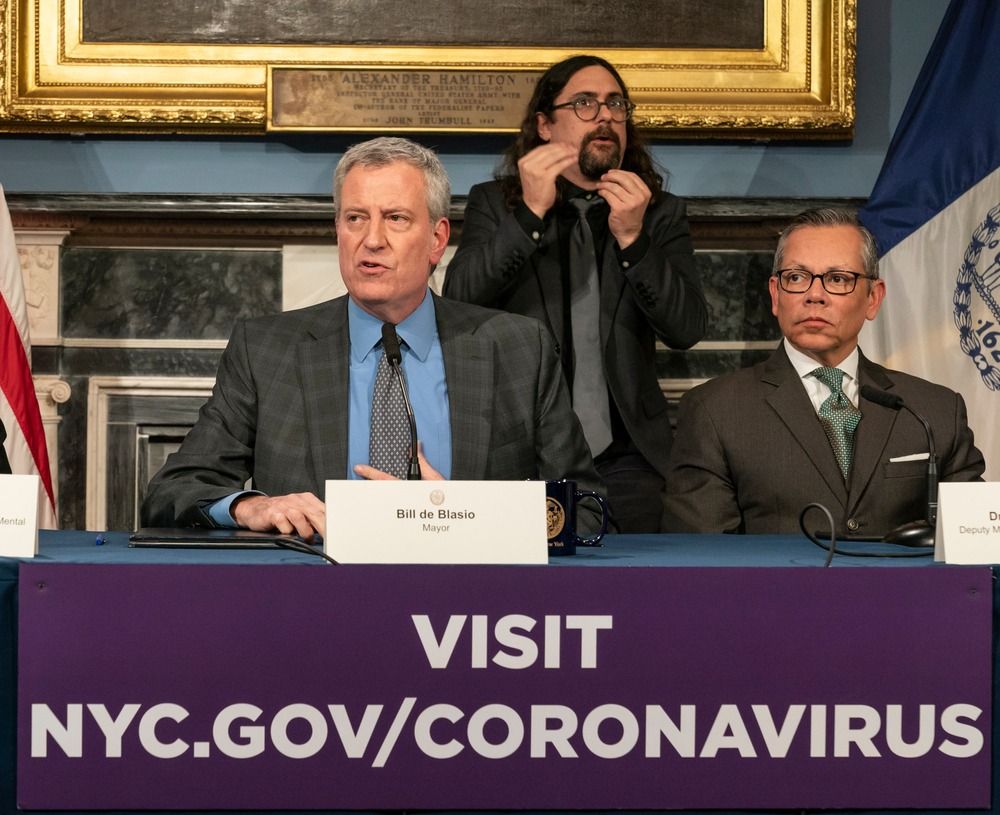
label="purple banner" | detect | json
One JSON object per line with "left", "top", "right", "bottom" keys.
{"left": 17, "top": 563, "right": 992, "bottom": 809}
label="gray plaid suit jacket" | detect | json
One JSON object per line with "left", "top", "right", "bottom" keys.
{"left": 662, "top": 345, "right": 985, "bottom": 537}
{"left": 141, "top": 293, "right": 601, "bottom": 528}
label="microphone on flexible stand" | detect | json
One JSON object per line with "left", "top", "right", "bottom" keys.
{"left": 380, "top": 323, "right": 421, "bottom": 480}
{"left": 859, "top": 384, "right": 937, "bottom": 547}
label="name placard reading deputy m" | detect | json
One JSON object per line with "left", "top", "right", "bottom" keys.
{"left": 936, "top": 481, "right": 1000, "bottom": 562}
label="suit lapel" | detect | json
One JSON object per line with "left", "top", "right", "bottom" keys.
{"left": 435, "top": 296, "right": 493, "bottom": 479}
{"left": 297, "top": 299, "right": 350, "bottom": 488}
{"left": 761, "top": 347, "right": 849, "bottom": 504}
{"left": 847, "top": 354, "right": 898, "bottom": 510}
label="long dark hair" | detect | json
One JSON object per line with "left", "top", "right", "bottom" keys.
{"left": 497, "top": 55, "right": 663, "bottom": 209}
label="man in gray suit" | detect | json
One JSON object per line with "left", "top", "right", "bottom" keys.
{"left": 444, "top": 55, "right": 707, "bottom": 532}
{"left": 142, "top": 137, "right": 600, "bottom": 538}
{"left": 663, "top": 208, "right": 985, "bottom": 537}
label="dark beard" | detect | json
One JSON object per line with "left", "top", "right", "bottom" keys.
{"left": 578, "top": 128, "right": 622, "bottom": 180}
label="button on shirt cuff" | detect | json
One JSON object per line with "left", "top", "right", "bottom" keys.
{"left": 616, "top": 231, "right": 649, "bottom": 268}
{"left": 513, "top": 201, "right": 545, "bottom": 242}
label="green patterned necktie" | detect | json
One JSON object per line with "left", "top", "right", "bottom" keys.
{"left": 810, "top": 366, "right": 862, "bottom": 479}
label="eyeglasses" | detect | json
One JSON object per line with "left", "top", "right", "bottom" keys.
{"left": 775, "top": 268, "right": 876, "bottom": 295}
{"left": 549, "top": 96, "right": 635, "bottom": 122}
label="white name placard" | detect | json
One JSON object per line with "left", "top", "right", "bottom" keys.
{"left": 935, "top": 481, "right": 1000, "bottom": 563}
{"left": 325, "top": 480, "right": 546, "bottom": 564}
{"left": 0, "top": 474, "right": 40, "bottom": 558}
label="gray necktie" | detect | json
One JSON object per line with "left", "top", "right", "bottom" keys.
{"left": 369, "top": 346, "right": 410, "bottom": 478}
{"left": 569, "top": 196, "right": 613, "bottom": 456}
{"left": 810, "top": 366, "right": 863, "bottom": 479}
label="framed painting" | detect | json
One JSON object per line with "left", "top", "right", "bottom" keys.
{"left": 0, "top": 0, "right": 855, "bottom": 137}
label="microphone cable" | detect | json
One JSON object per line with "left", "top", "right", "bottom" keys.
{"left": 270, "top": 536, "right": 340, "bottom": 566}
{"left": 798, "top": 503, "right": 933, "bottom": 566}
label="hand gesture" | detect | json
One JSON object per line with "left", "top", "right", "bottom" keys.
{"left": 352, "top": 446, "right": 444, "bottom": 481}
{"left": 232, "top": 492, "right": 325, "bottom": 540}
{"left": 518, "top": 143, "right": 578, "bottom": 219}
{"left": 596, "top": 169, "right": 651, "bottom": 249}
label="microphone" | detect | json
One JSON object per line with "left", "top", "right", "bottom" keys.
{"left": 859, "top": 384, "right": 937, "bottom": 547}
{"left": 381, "top": 322, "right": 421, "bottom": 480}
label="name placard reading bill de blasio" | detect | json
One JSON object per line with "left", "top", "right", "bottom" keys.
{"left": 325, "top": 480, "right": 546, "bottom": 564}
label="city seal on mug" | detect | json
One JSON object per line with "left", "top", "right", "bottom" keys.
{"left": 545, "top": 479, "right": 609, "bottom": 557}
{"left": 546, "top": 496, "right": 567, "bottom": 540}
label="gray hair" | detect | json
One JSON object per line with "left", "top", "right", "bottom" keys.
{"left": 773, "top": 208, "right": 880, "bottom": 280}
{"left": 333, "top": 137, "right": 451, "bottom": 223}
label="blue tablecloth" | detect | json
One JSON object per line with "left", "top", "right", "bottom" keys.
{"left": 13, "top": 529, "right": 944, "bottom": 567}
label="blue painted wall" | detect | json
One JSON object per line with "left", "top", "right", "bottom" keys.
{"left": 0, "top": 1, "right": 947, "bottom": 198}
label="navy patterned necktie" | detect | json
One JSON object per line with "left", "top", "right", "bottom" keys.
{"left": 810, "top": 366, "right": 863, "bottom": 479}
{"left": 369, "top": 345, "right": 410, "bottom": 478}
{"left": 568, "top": 196, "right": 613, "bottom": 456}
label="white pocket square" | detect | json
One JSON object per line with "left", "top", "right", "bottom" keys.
{"left": 889, "top": 452, "right": 930, "bottom": 463}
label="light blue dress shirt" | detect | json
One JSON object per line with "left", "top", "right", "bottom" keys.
{"left": 347, "top": 293, "right": 451, "bottom": 479}
{"left": 209, "top": 292, "right": 451, "bottom": 526}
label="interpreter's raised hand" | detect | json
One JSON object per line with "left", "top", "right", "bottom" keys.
{"left": 352, "top": 447, "right": 444, "bottom": 481}
{"left": 518, "top": 142, "right": 578, "bottom": 219}
{"left": 232, "top": 492, "right": 325, "bottom": 540}
{"left": 597, "top": 168, "right": 651, "bottom": 249}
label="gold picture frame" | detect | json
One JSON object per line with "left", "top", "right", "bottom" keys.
{"left": 1, "top": 0, "right": 855, "bottom": 137}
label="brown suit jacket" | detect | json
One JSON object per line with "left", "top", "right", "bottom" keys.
{"left": 662, "top": 345, "right": 985, "bottom": 536}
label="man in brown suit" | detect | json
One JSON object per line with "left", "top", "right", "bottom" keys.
{"left": 663, "top": 208, "right": 984, "bottom": 537}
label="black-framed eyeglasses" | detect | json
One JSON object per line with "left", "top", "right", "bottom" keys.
{"left": 549, "top": 97, "right": 635, "bottom": 122}
{"left": 775, "top": 268, "right": 876, "bottom": 295}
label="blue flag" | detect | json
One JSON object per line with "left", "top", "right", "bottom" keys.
{"left": 859, "top": 0, "right": 1000, "bottom": 480}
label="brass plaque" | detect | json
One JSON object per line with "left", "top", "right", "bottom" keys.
{"left": 268, "top": 68, "right": 541, "bottom": 132}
